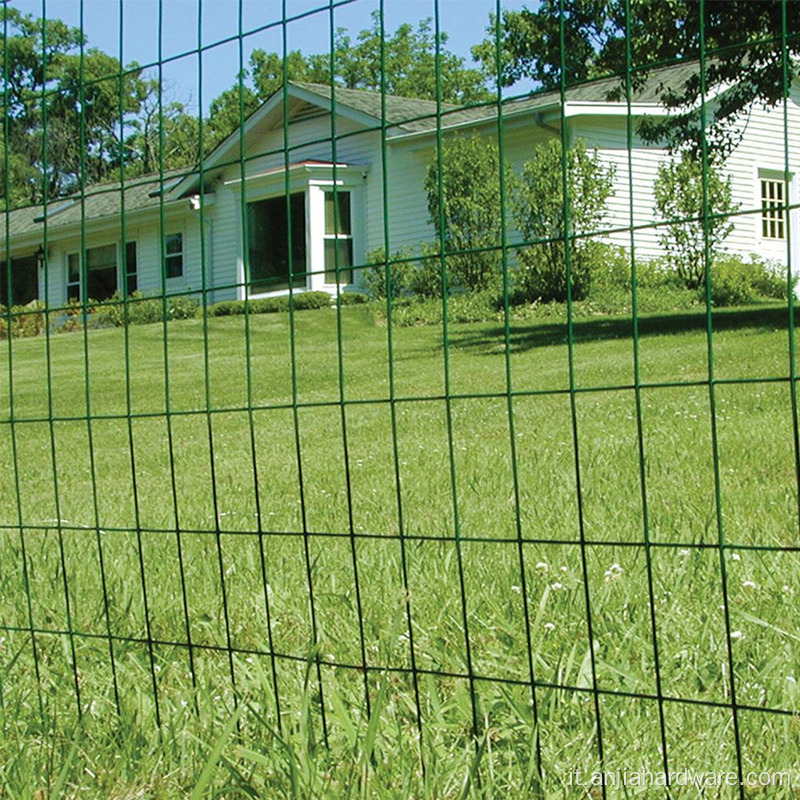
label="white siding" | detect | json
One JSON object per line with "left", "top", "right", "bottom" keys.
{"left": 382, "top": 120, "right": 556, "bottom": 258}
{"left": 31, "top": 81, "right": 800, "bottom": 306}
{"left": 40, "top": 204, "right": 200, "bottom": 309}
{"left": 571, "top": 84, "right": 800, "bottom": 267}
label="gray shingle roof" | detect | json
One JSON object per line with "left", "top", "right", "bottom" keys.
{"left": 2, "top": 168, "right": 188, "bottom": 244}
{"left": 2, "top": 61, "right": 699, "bottom": 246}
{"left": 293, "top": 60, "right": 701, "bottom": 134}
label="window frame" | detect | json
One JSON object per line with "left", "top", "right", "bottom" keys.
{"left": 760, "top": 176, "right": 787, "bottom": 241}
{"left": 246, "top": 191, "right": 308, "bottom": 294}
{"left": 233, "top": 164, "right": 364, "bottom": 300}
{"left": 66, "top": 241, "right": 124, "bottom": 303}
{"left": 322, "top": 189, "right": 354, "bottom": 286}
{"left": 124, "top": 240, "right": 138, "bottom": 296}
{"left": 65, "top": 240, "right": 138, "bottom": 302}
{"left": 164, "top": 231, "right": 184, "bottom": 280}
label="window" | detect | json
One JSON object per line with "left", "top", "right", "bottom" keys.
{"left": 761, "top": 177, "right": 786, "bottom": 240}
{"left": 125, "top": 241, "right": 138, "bottom": 295}
{"left": 86, "top": 244, "right": 117, "bottom": 300}
{"left": 67, "top": 253, "right": 80, "bottom": 301}
{"left": 1, "top": 254, "right": 38, "bottom": 307}
{"left": 67, "top": 243, "right": 118, "bottom": 302}
{"left": 247, "top": 193, "right": 306, "bottom": 293}
{"left": 165, "top": 233, "right": 183, "bottom": 279}
{"left": 323, "top": 190, "right": 353, "bottom": 284}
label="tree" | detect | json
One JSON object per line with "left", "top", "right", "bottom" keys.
{"left": 330, "top": 11, "right": 490, "bottom": 103}
{"left": 0, "top": 6, "right": 147, "bottom": 206}
{"left": 204, "top": 12, "right": 491, "bottom": 147}
{"left": 512, "top": 139, "right": 615, "bottom": 302}
{"left": 472, "top": 1, "right": 799, "bottom": 153}
{"left": 121, "top": 80, "right": 202, "bottom": 175}
{"left": 424, "top": 136, "right": 509, "bottom": 293}
{"left": 653, "top": 151, "right": 736, "bottom": 290}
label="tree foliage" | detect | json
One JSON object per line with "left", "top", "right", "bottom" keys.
{"left": 473, "top": 0, "right": 800, "bottom": 153}
{"left": 0, "top": 6, "right": 147, "bottom": 206}
{"left": 425, "top": 136, "right": 510, "bottom": 293}
{"left": 512, "top": 138, "right": 615, "bottom": 302}
{"left": 653, "top": 151, "right": 737, "bottom": 289}
{"left": 204, "top": 12, "right": 491, "bottom": 147}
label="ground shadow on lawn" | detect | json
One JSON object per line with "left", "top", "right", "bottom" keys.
{"left": 447, "top": 303, "right": 793, "bottom": 354}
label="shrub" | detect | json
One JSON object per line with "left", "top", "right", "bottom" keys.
{"left": 709, "top": 253, "right": 793, "bottom": 307}
{"left": 588, "top": 244, "right": 632, "bottom": 291}
{"left": 10, "top": 300, "right": 46, "bottom": 338}
{"left": 337, "top": 292, "right": 369, "bottom": 306}
{"left": 513, "top": 138, "right": 615, "bottom": 302}
{"left": 362, "top": 248, "right": 411, "bottom": 299}
{"left": 291, "top": 291, "right": 331, "bottom": 311}
{"left": 409, "top": 244, "right": 446, "bottom": 299}
{"left": 653, "top": 151, "right": 737, "bottom": 290}
{"left": 376, "top": 291, "right": 497, "bottom": 327}
{"left": 425, "top": 135, "right": 509, "bottom": 293}
{"left": 209, "top": 300, "right": 246, "bottom": 317}
{"left": 249, "top": 298, "right": 284, "bottom": 314}
{"left": 167, "top": 294, "right": 200, "bottom": 320}
{"left": 208, "top": 291, "right": 331, "bottom": 317}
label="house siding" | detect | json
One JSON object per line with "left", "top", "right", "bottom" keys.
{"left": 6, "top": 79, "right": 800, "bottom": 307}
{"left": 571, "top": 83, "right": 800, "bottom": 267}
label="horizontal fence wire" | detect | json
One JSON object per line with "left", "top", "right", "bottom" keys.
{"left": 1, "top": 0, "right": 799, "bottom": 796}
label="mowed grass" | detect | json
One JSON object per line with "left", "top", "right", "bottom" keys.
{"left": 1, "top": 303, "right": 799, "bottom": 798}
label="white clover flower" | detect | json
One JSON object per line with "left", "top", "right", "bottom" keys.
{"left": 678, "top": 549, "right": 690, "bottom": 557}
{"left": 604, "top": 563, "right": 624, "bottom": 583}
{"left": 742, "top": 580, "right": 757, "bottom": 589}
{"left": 560, "top": 565, "right": 568, "bottom": 573}
{"left": 551, "top": 582, "right": 563, "bottom": 591}
{"left": 544, "top": 622, "right": 556, "bottom": 632}
{"left": 535, "top": 562, "right": 549, "bottom": 574}
{"left": 730, "top": 630, "right": 744, "bottom": 640}
{"left": 511, "top": 585, "right": 522, "bottom": 594}
{"left": 731, "top": 553, "right": 741, "bottom": 562}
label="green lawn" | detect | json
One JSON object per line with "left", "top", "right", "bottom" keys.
{"left": 1, "top": 304, "right": 799, "bottom": 798}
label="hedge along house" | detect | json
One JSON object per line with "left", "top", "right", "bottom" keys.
{"left": 2, "top": 59, "right": 799, "bottom": 310}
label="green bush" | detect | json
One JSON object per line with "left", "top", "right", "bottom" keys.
{"left": 362, "top": 248, "right": 411, "bottom": 299}
{"left": 209, "top": 291, "right": 331, "bottom": 317}
{"left": 249, "top": 298, "right": 285, "bottom": 314}
{"left": 3, "top": 300, "right": 47, "bottom": 338}
{"left": 167, "top": 294, "right": 200, "bottom": 320}
{"left": 709, "top": 254, "right": 793, "bottom": 307}
{"left": 88, "top": 291, "right": 199, "bottom": 327}
{"left": 654, "top": 152, "right": 737, "bottom": 289}
{"left": 337, "top": 291, "right": 369, "bottom": 306}
{"left": 425, "top": 135, "right": 509, "bottom": 292}
{"left": 587, "top": 244, "right": 632, "bottom": 291}
{"left": 291, "top": 291, "right": 331, "bottom": 310}
{"left": 408, "top": 245, "right": 446, "bottom": 299}
{"left": 376, "top": 291, "right": 497, "bottom": 327}
{"left": 209, "top": 300, "right": 247, "bottom": 317}
{"left": 513, "top": 139, "right": 615, "bottom": 303}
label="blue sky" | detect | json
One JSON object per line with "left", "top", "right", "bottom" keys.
{"left": 10, "top": 0, "right": 530, "bottom": 114}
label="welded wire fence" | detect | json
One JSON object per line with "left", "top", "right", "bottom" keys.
{"left": 2, "top": 0, "right": 800, "bottom": 796}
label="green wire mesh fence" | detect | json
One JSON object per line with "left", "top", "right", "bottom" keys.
{"left": 1, "top": 0, "right": 800, "bottom": 795}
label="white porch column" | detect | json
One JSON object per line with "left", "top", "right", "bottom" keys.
{"left": 307, "top": 185, "right": 326, "bottom": 292}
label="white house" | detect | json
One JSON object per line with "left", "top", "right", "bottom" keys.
{"left": 2, "top": 60, "right": 799, "bottom": 309}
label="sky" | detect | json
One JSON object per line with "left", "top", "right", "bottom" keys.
{"left": 9, "top": 0, "right": 531, "bottom": 114}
